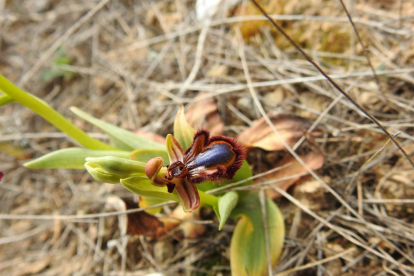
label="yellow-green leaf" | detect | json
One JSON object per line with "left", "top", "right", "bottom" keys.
{"left": 71, "top": 107, "right": 165, "bottom": 151}
{"left": 230, "top": 195, "right": 285, "bottom": 276}
{"left": 139, "top": 196, "right": 166, "bottom": 215}
{"left": 0, "top": 94, "right": 14, "bottom": 106}
{"left": 24, "top": 148, "right": 130, "bottom": 169}
{"left": 217, "top": 191, "right": 238, "bottom": 230}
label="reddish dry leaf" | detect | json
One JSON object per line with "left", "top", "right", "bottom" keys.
{"left": 105, "top": 196, "right": 166, "bottom": 240}
{"left": 254, "top": 151, "right": 325, "bottom": 199}
{"left": 238, "top": 113, "right": 323, "bottom": 151}
{"left": 124, "top": 199, "right": 166, "bottom": 239}
{"left": 185, "top": 93, "right": 223, "bottom": 136}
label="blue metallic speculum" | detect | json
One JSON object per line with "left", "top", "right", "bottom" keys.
{"left": 187, "top": 142, "right": 235, "bottom": 170}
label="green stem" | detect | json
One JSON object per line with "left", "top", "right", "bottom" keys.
{"left": 0, "top": 74, "right": 117, "bottom": 150}
{"left": 199, "top": 190, "right": 219, "bottom": 208}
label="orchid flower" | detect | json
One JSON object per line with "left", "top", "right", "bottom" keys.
{"left": 145, "top": 129, "right": 245, "bottom": 212}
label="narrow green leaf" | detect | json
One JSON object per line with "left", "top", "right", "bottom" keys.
{"left": 121, "top": 176, "right": 179, "bottom": 202}
{"left": 218, "top": 191, "right": 239, "bottom": 230}
{"left": 173, "top": 105, "right": 195, "bottom": 150}
{"left": 230, "top": 194, "right": 285, "bottom": 276}
{"left": 0, "top": 75, "right": 115, "bottom": 150}
{"left": 70, "top": 107, "right": 165, "bottom": 151}
{"left": 130, "top": 149, "right": 169, "bottom": 165}
{"left": 0, "top": 94, "right": 14, "bottom": 106}
{"left": 24, "top": 148, "right": 130, "bottom": 169}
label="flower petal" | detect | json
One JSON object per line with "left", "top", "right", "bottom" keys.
{"left": 186, "top": 130, "right": 246, "bottom": 183}
{"left": 173, "top": 178, "right": 200, "bottom": 212}
{"left": 183, "top": 129, "right": 209, "bottom": 164}
{"left": 166, "top": 134, "right": 185, "bottom": 163}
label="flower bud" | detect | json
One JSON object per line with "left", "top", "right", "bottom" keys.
{"left": 85, "top": 162, "right": 121, "bottom": 184}
{"left": 85, "top": 156, "right": 146, "bottom": 177}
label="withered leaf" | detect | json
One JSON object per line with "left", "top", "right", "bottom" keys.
{"left": 238, "top": 113, "right": 323, "bottom": 151}
{"left": 254, "top": 151, "right": 325, "bottom": 199}
{"left": 124, "top": 199, "right": 166, "bottom": 239}
{"left": 185, "top": 93, "right": 223, "bottom": 136}
{"left": 159, "top": 206, "right": 206, "bottom": 239}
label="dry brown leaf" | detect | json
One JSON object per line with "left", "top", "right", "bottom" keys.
{"left": 254, "top": 151, "right": 325, "bottom": 199}
{"left": 159, "top": 206, "right": 206, "bottom": 239}
{"left": 124, "top": 199, "right": 166, "bottom": 239}
{"left": 105, "top": 196, "right": 165, "bottom": 239}
{"left": 185, "top": 93, "right": 224, "bottom": 135}
{"left": 237, "top": 113, "right": 324, "bottom": 151}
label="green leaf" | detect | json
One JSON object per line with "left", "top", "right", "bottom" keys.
{"left": 130, "top": 149, "right": 169, "bottom": 165}
{"left": 217, "top": 191, "right": 239, "bottom": 230}
{"left": 0, "top": 94, "right": 14, "bottom": 106}
{"left": 173, "top": 105, "right": 195, "bottom": 150}
{"left": 0, "top": 75, "right": 115, "bottom": 150}
{"left": 121, "top": 176, "right": 179, "bottom": 202}
{"left": 24, "top": 148, "right": 130, "bottom": 169}
{"left": 230, "top": 194, "right": 285, "bottom": 276}
{"left": 70, "top": 107, "right": 165, "bottom": 151}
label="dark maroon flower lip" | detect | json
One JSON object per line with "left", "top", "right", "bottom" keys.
{"left": 145, "top": 129, "right": 246, "bottom": 212}
{"left": 183, "top": 129, "right": 246, "bottom": 184}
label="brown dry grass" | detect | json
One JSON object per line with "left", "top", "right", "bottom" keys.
{"left": 1, "top": 0, "right": 414, "bottom": 275}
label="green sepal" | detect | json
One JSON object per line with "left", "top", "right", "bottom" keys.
{"left": 121, "top": 176, "right": 179, "bottom": 202}
{"left": 24, "top": 148, "right": 130, "bottom": 169}
{"left": 70, "top": 107, "right": 165, "bottom": 151}
{"left": 173, "top": 105, "right": 195, "bottom": 150}
{"left": 230, "top": 194, "right": 285, "bottom": 276}
{"left": 130, "top": 149, "right": 169, "bottom": 165}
